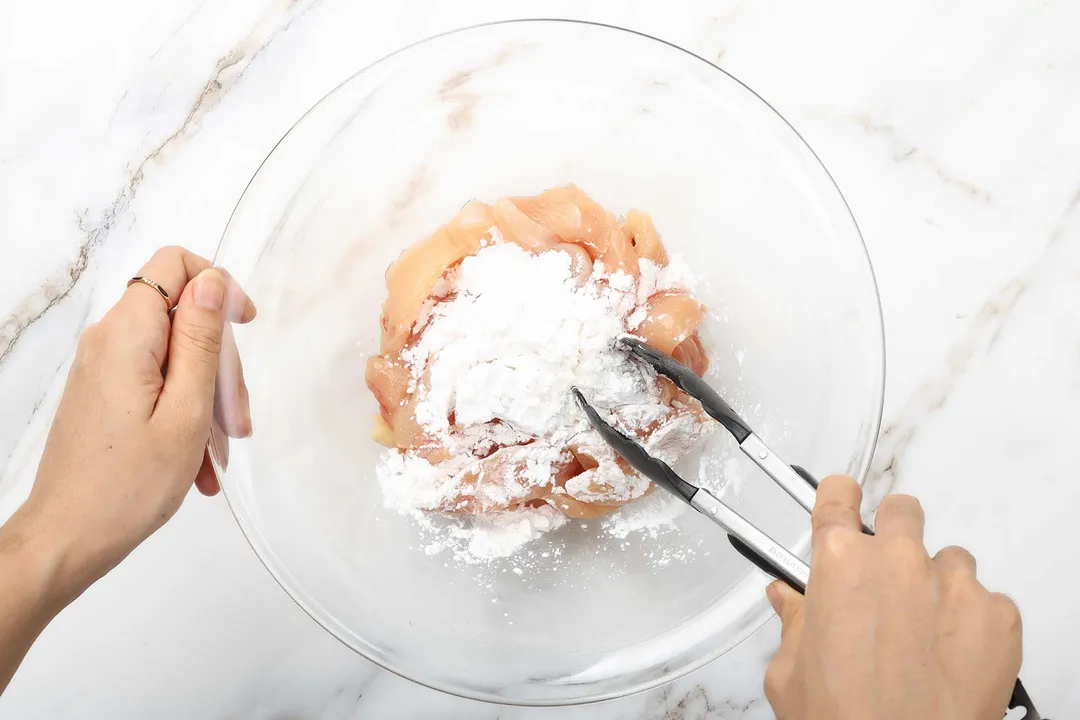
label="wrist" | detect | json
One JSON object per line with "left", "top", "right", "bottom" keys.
{"left": 0, "top": 503, "right": 88, "bottom": 615}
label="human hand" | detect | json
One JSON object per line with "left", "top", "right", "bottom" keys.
{"left": 13, "top": 247, "right": 255, "bottom": 605}
{"left": 764, "top": 476, "right": 1022, "bottom": 720}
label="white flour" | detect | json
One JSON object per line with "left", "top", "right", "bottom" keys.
{"left": 376, "top": 240, "right": 709, "bottom": 561}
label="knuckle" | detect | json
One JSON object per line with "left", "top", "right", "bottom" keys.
{"left": 764, "top": 659, "right": 789, "bottom": 701}
{"left": 76, "top": 322, "right": 110, "bottom": 360}
{"left": 935, "top": 545, "right": 977, "bottom": 580}
{"left": 878, "top": 493, "right": 925, "bottom": 521}
{"left": 777, "top": 599, "right": 804, "bottom": 639}
{"left": 937, "top": 545, "right": 975, "bottom": 564}
{"left": 78, "top": 322, "right": 104, "bottom": 349}
{"left": 176, "top": 321, "right": 223, "bottom": 357}
{"left": 814, "top": 526, "right": 859, "bottom": 565}
{"left": 991, "top": 592, "right": 1022, "bottom": 632}
{"left": 811, "top": 502, "right": 858, "bottom": 535}
{"left": 152, "top": 245, "right": 185, "bottom": 264}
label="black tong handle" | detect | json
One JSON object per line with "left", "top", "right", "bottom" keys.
{"left": 727, "top": 536, "right": 806, "bottom": 593}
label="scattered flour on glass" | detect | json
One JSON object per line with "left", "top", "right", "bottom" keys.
{"left": 375, "top": 237, "right": 711, "bottom": 564}
{"left": 602, "top": 492, "right": 685, "bottom": 540}
{"left": 412, "top": 505, "right": 569, "bottom": 564}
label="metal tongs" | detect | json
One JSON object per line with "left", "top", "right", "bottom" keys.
{"left": 572, "top": 334, "right": 863, "bottom": 592}
{"left": 572, "top": 335, "right": 1044, "bottom": 720}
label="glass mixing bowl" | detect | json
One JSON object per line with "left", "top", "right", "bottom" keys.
{"left": 211, "top": 19, "right": 884, "bottom": 706}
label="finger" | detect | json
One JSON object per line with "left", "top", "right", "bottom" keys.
{"left": 214, "top": 321, "right": 252, "bottom": 438}
{"left": 768, "top": 580, "right": 806, "bottom": 643}
{"left": 209, "top": 421, "right": 231, "bottom": 472}
{"left": 121, "top": 247, "right": 257, "bottom": 325}
{"left": 95, "top": 299, "right": 172, "bottom": 383}
{"left": 122, "top": 247, "right": 211, "bottom": 317}
{"left": 219, "top": 267, "right": 257, "bottom": 324}
{"left": 811, "top": 474, "right": 863, "bottom": 542}
{"left": 117, "top": 248, "right": 256, "bottom": 372}
{"left": 933, "top": 545, "right": 977, "bottom": 578}
{"left": 154, "top": 269, "right": 228, "bottom": 441}
{"left": 194, "top": 447, "right": 221, "bottom": 496}
{"left": 875, "top": 494, "right": 926, "bottom": 542}
{"left": 765, "top": 580, "right": 805, "bottom": 707}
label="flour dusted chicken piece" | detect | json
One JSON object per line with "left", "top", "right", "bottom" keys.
{"left": 633, "top": 291, "right": 706, "bottom": 355}
{"left": 539, "top": 444, "right": 654, "bottom": 518}
{"left": 380, "top": 201, "right": 496, "bottom": 353}
{"left": 370, "top": 186, "right": 712, "bottom": 539}
{"left": 429, "top": 446, "right": 548, "bottom": 514}
{"left": 428, "top": 448, "right": 580, "bottom": 515}
{"left": 553, "top": 242, "right": 593, "bottom": 286}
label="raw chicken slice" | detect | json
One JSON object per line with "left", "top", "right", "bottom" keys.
{"left": 455, "top": 199, "right": 495, "bottom": 227}
{"left": 492, "top": 198, "right": 558, "bottom": 252}
{"left": 365, "top": 353, "right": 431, "bottom": 451}
{"left": 634, "top": 291, "right": 706, "bottom": 355}
{"left": 511, "top": 185, "right": 639, "bottom": 277}
{"left": 365, "top": 353, "right": 411, "bottom": 424}
{"left": 371, "top": 415, "right": 395, "bottom": 448}
{"left": 509, "top": 186, "right": 585, "bottom": 239}
{"left": 594, "top": 225, "right": 642, "bottom": 278}
{"left": 671, "top": 333, "right": 709, "bottom": 377}
{"left": 622, "top": 209, "right": 669, "bottom": 266}
{"left": 380, "top": 201, "right": 496, "bottom": 353}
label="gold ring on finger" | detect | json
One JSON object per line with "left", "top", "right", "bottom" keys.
{"left": 127, "top": 276, "right": 173, "bottom": 311}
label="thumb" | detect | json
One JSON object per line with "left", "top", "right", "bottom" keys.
{"left": 765, "top": 581, "right": 808, "bottom": 715}
{"left": 768, "top": 581, "right": 805, "bottom": 642}
{"left": 155, "top": 268, "right": 227, "bottom": 438}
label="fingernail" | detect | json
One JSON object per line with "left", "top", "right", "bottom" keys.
{"left": 194, "top": 269, "right": 226, "bottom": 310}
{"left": 766, "top": 584, "right": 782, "bottom": 615}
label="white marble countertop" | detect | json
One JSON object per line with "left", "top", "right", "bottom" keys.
{"left": 2, "top": 1, "right": 1079, "bottom": 717}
